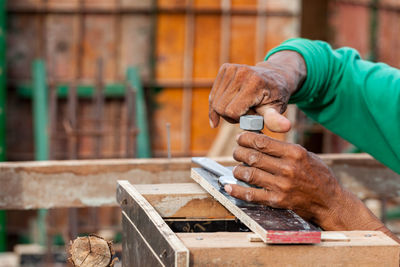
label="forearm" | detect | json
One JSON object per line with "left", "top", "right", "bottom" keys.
{"left": 265, "top": 50, "right": 307, "bottom": 95}
{"left": 320, "top": 187, "right": 400, "bottom": 243}
{"left": 265, "top": 38, "right": 400, "bottom": 174}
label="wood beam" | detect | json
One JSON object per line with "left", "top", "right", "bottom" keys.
{"left": 1, "top": 154, "right": 399, "bottom": 209}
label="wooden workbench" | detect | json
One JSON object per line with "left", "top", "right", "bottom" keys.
{"left": 117, "top": 180, "right": 400, "bottom": 267}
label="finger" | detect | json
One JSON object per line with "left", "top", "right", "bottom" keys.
{"left": 217, "top": 67, "right": 249, "bottom": 104}
{"left": 233, "top": 146, "right": 284, "bottom": 174}
{"left": 208, "top": 64, "right": 229, "bottom": 128}
{"left": 209, "top": 109, "right": 220, "bottom": 128}
{"left": 224, "top": 184, "right": 277, "bottom": 206}
{"left": 236, "top": 131, "right": 292, "bottom": 157}
{"left": 209, "top": 64, "right": 227, "bottom": 103}
{"left": 212, "top": 66, "right": 239, "bottom": 114}
{"left": 255, "top": 106, "right": 291, "bottom": 133}
{"left": 233, "top": 165, "right": 279, "bottom": 190}
{"left": 222, "top": 79, "right": 265, "bottom": 121}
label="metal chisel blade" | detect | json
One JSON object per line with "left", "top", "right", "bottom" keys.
{"left": 191, "top": 157, "right": 258, "bottom": 188}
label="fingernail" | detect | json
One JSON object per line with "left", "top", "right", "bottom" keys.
{"left": 224, "top": 184, "right": 232, "bottom": 194}
{"left": 232, "top": 166, "right": 237, "bottom": 173}
{"left": 209, "top": 118, "right": 215, "bottom": 128}
{"left": 266, "top": 107, "right": 276, "bottom": 115}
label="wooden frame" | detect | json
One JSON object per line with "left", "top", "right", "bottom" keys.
{"left": 117, "top": 180, "right": 400, "bottom": 267}
{"left": 1, "top": 154, "right": 400, "bottom": 210}
{"left": 117, "top": 181, "right": 189, "bottom": 267}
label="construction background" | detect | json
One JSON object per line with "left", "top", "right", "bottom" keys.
{"left": 0, "top": 0, "right": 400, "bottom": 266}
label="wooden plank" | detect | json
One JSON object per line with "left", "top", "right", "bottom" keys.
{"left": 178, "top": 231, "right": 400, "bottom": 267}
{"left": 117, "top": 180, "right": 189, "bottom": 267}
{"left": 122, "top": 213, "right": 164, "bottom": 267}
{"left": 0, "top": 154, "right": 399, "bottom": 209}
{"left": 134, "top": 183, "right": 233, "bottom": 219}
{"left": 191, "top": 168, "right": 321, "bottom": 244}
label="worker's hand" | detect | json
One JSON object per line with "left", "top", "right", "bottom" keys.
{"left": 209, "top": 51, "right": 306, "bottom": 133}
{"left": 225, "top": 132, "right": 394, "bottom": 236}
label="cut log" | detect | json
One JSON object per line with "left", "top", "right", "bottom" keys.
{"left": 68, "top": 235, "right": 117, "bottom": 267}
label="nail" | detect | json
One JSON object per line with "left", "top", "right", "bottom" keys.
{"left": 224, "top": 184, "right": 232, "bottom": 194}
{"left": 209, "top": 118, "right": 215, "bottom": 128}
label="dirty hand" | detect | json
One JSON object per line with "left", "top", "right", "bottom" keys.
{"left": 226, "top": 132, "right": 393, "bottom": 237}
{"left": 209, "top": 51, "right": 306, "bottom": 133}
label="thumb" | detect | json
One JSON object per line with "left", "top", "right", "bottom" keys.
{"left": 255, "top": 105, "right": 291, "bottom": 133}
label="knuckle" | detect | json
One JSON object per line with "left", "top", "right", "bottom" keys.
{"left": 275, "top": 194, "right": 286, "bottom": 206}
{"left": 220, "top": 63, "right": 230, "bottom": 71}
{"left": 250, "top": 73, "right": 265, "bottom": 88}
{"left": 246, "top": 168, "right": 256, "bottom": 183}
{"left": 290, "top": 144, "right": 307, "bottom": 160}
{"left": 268, "top": 193, "right": 284, "bottom": 207}
{"left": 279, "top": 180, "right": 292, "bottom": 193}
{"left": 280, "top": 164, "right": 295, "bottom": 177}
{"left": 225, "top": 106, "right": 240, "bottom": 120}
{"left": 254, "top": 135, "right": 269, "bottom": 150}
{"left": 213, "top": 103, "right": 225, "bottom": 114}
{"left": 245, "top": 189, "right": 255, "bottom": 202}
{"left": 235, "top": 67, "right": 248, "bottom": 80}
{"left": 247, "top": 151, "right": 261, "bottom": 166}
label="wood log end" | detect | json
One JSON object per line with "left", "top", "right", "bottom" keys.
{"left": 68, "top": 234, "right": 118, "bottom": 267}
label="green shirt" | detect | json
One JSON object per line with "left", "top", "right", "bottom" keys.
{"left": 266, "top": 38, "right": 400, "bottom": 174}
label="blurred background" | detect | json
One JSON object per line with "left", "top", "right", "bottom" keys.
{"left": 0, "top": 0, "right": 400, "bottom": 266}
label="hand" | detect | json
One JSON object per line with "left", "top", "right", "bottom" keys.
{"left": 228, "top": 131, "right": 340, "bottom": 226}
{"left": 226, "top": 132, "right": 396, "bottom": 240}
{"left": 209, "top": 51, "right": 306, "bottom": 133}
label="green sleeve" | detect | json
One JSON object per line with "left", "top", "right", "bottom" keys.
{"left": 265, "top": 38, "right": 400, "bottom": 174}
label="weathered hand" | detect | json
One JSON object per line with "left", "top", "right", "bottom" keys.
{"left": 227, "top": 131, "right": 340, "bottom": 226}
{"left": 209, "top": 51, "right": 306, "bottom": 132}
{"left": 226, "top": 132, "right": 396, "bottom": 240}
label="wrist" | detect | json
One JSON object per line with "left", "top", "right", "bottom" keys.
{"left": 317, "top": 187, "right": 384, "bottom": 231}
{"left": 265, "top": 50, "right": 307, "bottom": 95}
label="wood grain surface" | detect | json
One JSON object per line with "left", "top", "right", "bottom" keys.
{"left": 191, "top": 168, "right": 321, "bottom": 243}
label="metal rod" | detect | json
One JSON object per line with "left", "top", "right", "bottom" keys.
{"left": 114, "top": 0, "right": 122, "bottom": 80}
{"left": 125, "top": 84, "right": 136, "bottom": 158}
{"left": 77, "top": 0, "right": 85, "bottom": 80}
{"left": 67, "top": 84, "right": 78, "bottom": 159}
{"left": 93, "top": 58, "right": 104, "bottom": 158}
{"left": 48, "top": 82, "right": 58, "bottom": 160}
{"left": 166, "top": 122, "right": 171, "bottom": 159}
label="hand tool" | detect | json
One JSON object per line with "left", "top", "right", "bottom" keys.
{"left": 193, "top": 115, "right": 264, "bottom": 189}
{"left": 191, "top": 157, "right": 256, "bottom": 188}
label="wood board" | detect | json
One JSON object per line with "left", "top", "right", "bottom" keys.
{"left": 177, "top": 231, "right": 400, "bottom": 267}
{"left": 117, "top": 180, "right": 189, "bottom": 267}
{"left": 1, "top": 154, "right": 399, "bottom": 210}
{"left": 191, "top": 167, "right": 321, "bottom": 243}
